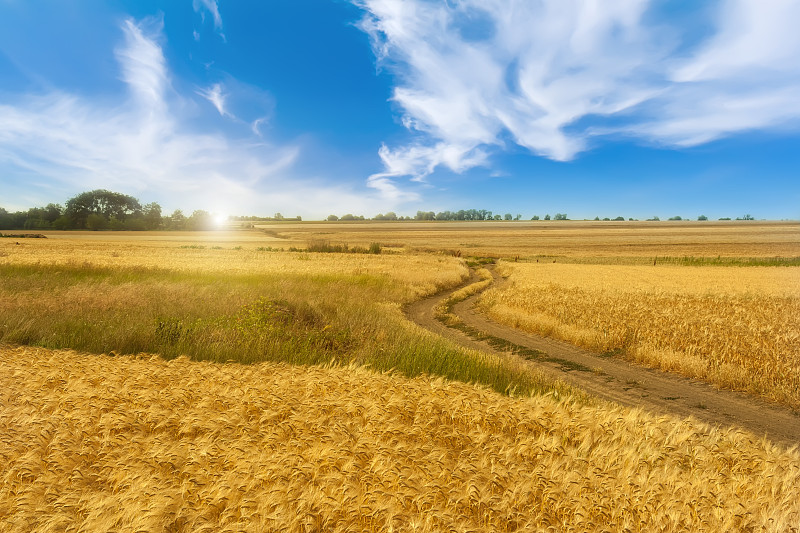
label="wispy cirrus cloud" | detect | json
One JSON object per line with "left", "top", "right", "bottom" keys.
{"left": 115, "top": 18, "right": 170, "bottom": 115}
{"left": 355, "top": 0, "right": 800, "bottom": 191}
{"left": 193, "top": 0, "right": 224, "bottom": 35}
{"left": 630, "top": 0, "right": 800, "bottom": 145}
{"left": 0, "top": 17, "right": 369, "bottom": 216}
{"left": 197, "top": 83, "right": 230, "bottom": 117}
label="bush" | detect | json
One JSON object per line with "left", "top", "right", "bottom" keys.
{"left": 52, "top": 216, "right": 71, "bottom": 230}
{"left": 307, "top": 240, "right": 349, "bottom": 253}
{"left": 86, "top": 213, "right": 108, "bottom": 230}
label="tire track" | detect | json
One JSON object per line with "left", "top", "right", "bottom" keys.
{"left": 406, "top": 267, "right": 800, "bottom": 448}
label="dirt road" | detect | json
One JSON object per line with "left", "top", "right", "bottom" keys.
{"left": 406, "top": 267, "right": 800, "bottom": 448}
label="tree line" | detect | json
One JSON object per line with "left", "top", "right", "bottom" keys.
{"left": 0, "top": 190, "right": 217, "bottom": 231}
{"left": 1, "top": 190, "right": 759, "bottom": 230}
{"left": 329, "top": 210, "right": 556, "bottom": 221}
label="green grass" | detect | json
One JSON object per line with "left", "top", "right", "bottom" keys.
{"left": 0, "top": 262, "right": 564, "bottom": 399}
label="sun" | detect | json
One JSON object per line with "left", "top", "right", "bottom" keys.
{"left": 213, "top": 212, "right": 229, "bottom": 227}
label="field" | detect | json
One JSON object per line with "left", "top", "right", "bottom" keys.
{"left": 249, "top": 219, "right": 800, "bottom": 259}
{"left": 0, "top": 233, "right": 557, "bottom": 398}
{"left": 479, "top": 261, "right": 800, "bottom": 408}
{"left": 1, "top": 221, "right": 800, "bottom": 531}
{"left": 3, "top": 346, "right": 800, "bottom": 532}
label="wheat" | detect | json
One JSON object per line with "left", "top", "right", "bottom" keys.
{"left": 0, "top": 233, "right": 467, "bottom": 299}
{"left": 480, "top": 262, "right": 800, "bottom": 407}
{"left": 2, "top": 345, "right": 799, "bottom": 532}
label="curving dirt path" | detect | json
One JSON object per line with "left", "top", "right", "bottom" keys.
{"left": 406, "top": 267, "right": 800, "bottom": 449}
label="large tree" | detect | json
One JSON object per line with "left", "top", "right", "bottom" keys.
{"left": 65, "top": 190, "right": 142, "bottom": 229}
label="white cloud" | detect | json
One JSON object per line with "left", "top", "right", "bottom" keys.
{"left": 115, "top": 18, "right": 170, "bottom": 116}
{"left": 193, "top": 0, "right": 223, "bottom": 31}
{"left": 633, "top": 0, "right": 800, "bottom": 144}
{"left": 355, "top": 0, "right": 800, "bottom": 182}
{"left": 251, "top": 117, "right": 268, "bottom": 137}
{"left": 197, "top": 83, "right": 230, "bottom": 117}
{"left": 0, "top": 17, "right": 377, "bottom": 218}
{"left": 672, "top": 0, "right": 800, "bottom": 83}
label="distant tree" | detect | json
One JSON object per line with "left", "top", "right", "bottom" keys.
{"left": 142, "top": 202, "right": 162, "bottom": 230}
{"left": 0, "top": 207, "right": 13, "bottom": 230}
{"left": 327, "top": 214, "right": 339, "bottom": 221}
{"left": 668, "top": 216, "right": 682, "bottom": 221}
{"left": 341, "top": 214, "right": 356, "bottom": 221}
{"left": 554, "top": 213, "right": 568, "bottom": 220}
{"left": 493, "top": 214, "right": 501, "bottom": 220}
{"left": 415, "top": 211, "right": 435, "bottom": 221}
{"left": 697, "top": 215, "right": 708, "bottom": 221}
{"left": 613, "top": 216, "right": 625, "bottom": 221}
{"left": 737, "top": 214, "right": 755, "bottom": 220}
{"left": 531, "top": 215, "right": 540, "bottom": 220}
{"left": 65, "top": 189, "right": 142, "bottom": 229}
{"left": 36, "top": 203, "right": 62, "bottom": 226}
{"left": 166, "top": 209, "right": 187, "bottom": 230}
{"left": 504, "top": 213, "right": 513, "bottom": 220}
{"left": 515, "top": 214, "right": 521, "bottom": 220}
{"left": 375, "top": 211, "right": 398, "bottom": 221}
{"left": 23, "top": 208, "right": 48, "bottom": 229}
{"left": 594, "top": 216, "right": 600, "bottom": 221}
{"left": 647, "top": 216, "right": 660, "bottom": 221}
{"left": 186, "top": 210, "right": 214, "bottom": 230}
{"left": 544, "top": 214, "right": 551, "bottom": 220}
{"left": 719, "top": 217, "right": 731, "bottom": 221}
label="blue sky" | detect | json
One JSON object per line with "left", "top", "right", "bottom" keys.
{"left": 1, "top": 0, "right": 798, "bottom": 220}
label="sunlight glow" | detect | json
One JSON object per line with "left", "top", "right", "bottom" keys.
{"left": 213, "top": 212, "right": 229, "bottom": 227}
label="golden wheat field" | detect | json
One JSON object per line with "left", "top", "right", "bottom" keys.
{"left": 2, "top": 345, "right": 800, "bottom": 533}
{"left": 480, "top": 261, "right": 800, "bottom": 408}
{"left": 0, "top": 230, "right": 465, "bottom": 298}
{"left": 252, "top": 220, "right": 800, "bottom": 259}
{"left": 2, "top": 225, "right": 800, "bottom": 531}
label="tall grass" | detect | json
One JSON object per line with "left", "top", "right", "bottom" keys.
{"left": 0, "top": 262, "right": 561, "bottom": 399}
{"left": 305, "top": 239, "right": 382, "bottom": 254}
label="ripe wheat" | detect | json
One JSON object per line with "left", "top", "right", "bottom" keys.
{"left": 2, "top": 345, "right": 799, "bottom": 532}
{"left": 480, "top": 262, "right": 800, "bottom": 408}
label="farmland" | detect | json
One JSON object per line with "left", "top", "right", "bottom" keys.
{"left": 3, "top": 346, "right": 800, "bottom": 532}
{"left": 249, "top": 219, "right": 800, "bottom": 259}
{"left": 0, "top": 234, "right": 556, "bottom": 398}
{"left": 1, "top": 221, "right": 799, "bottom": 531}
{"left": 479, "top": 261, "right": 800, "bottom": 408}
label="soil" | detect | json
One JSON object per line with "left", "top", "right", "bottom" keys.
{"left": 406, "top": 267, "right": 800, "bottom": 449}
